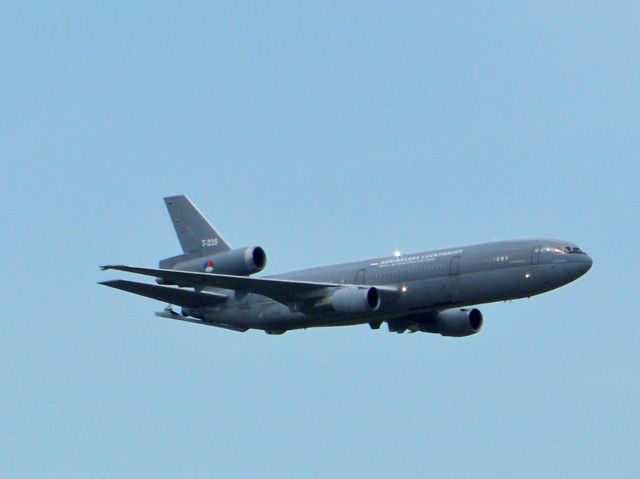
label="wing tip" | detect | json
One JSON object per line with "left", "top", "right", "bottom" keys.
{"left": 100, "top": 264, "right": 128, "bottom": 271}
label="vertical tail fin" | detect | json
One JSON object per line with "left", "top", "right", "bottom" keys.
{"left": 163, "top": 195, "right": 231, "bottom": 255}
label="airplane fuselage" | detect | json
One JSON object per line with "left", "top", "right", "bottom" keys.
{"left": 188, "top": 238, "right": 592, "bottom": 333}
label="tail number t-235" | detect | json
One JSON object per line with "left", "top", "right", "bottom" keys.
{"left": 201, "top": 238, "right": 219, "bottom": 247}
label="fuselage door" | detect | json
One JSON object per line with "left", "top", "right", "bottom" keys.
{"left": 355, "top": 268, "right": 367, "bottom": 284}
{"left": 531, "top": 247, "right": 541, "bottom": 265}
{"left": 448, "top": 256, "right": 463, "bottom": 304}
{"left": 450, "top": 256, "right": 461, "bottom": 275}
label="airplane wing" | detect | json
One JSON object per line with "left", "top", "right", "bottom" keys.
{"left": 100, "top": 265, "right": 399, "bottom": 306}
{"left": 100, "top": 279, "right": 228, "bottom": 308}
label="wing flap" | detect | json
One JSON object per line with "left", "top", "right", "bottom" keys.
{"left": 100, "top": 279, "right": 228, "bottom": 308}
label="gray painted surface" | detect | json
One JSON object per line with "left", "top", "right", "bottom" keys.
{"left": 101, "top": 196, "right": 592, "bottom": 335}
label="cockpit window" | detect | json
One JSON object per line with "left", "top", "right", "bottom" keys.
{"left": 540, "top": 246, "right": 564, "bottom": 254}
{"left": 540, "top": 245, "right": 586, "bottom": 255}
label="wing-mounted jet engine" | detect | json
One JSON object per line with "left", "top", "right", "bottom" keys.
{"left": 389, "top": 308, "right": 483, "bottom": 336}
{"left": 314, "top": 286, "right": 382, "bottom": 314}
{"left": 421, "top": 308, "right": 483, "bottom": 336}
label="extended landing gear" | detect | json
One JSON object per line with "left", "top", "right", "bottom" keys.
{"left": 368, "top": 321, "right": 383, "bottom": 330}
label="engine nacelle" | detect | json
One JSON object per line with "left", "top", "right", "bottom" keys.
{"left": 172, "top": 246, "right": 267, "bottom": 276}
{"left": 420, "top": 308, "right": 483, "bottom": 337}
{"left": 330, "top": 287, "right": 381, "bottom": 314}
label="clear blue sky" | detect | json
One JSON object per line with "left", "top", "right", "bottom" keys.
{"left": 2, "top": 2, "right": 638, "bottom": 477}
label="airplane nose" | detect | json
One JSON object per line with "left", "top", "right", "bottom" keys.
{"left": 584, "top": 254, "right": 593, "bottom": 273}
{"left": 576, "top": 254, "right": 593, "bottom": 277}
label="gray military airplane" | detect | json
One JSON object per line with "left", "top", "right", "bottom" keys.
{"left": 100, "top": 195, "right": 592, "bottom": 336}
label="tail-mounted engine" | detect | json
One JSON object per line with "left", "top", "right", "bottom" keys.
{"left": 167, "top": 246, "right": 267, "bottom": 276}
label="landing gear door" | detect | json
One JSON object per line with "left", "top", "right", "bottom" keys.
{"left": 531, "top": 247, "right": 541, "bottom": 265}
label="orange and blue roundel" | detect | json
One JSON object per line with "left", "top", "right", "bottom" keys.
{"left": 204, "top": 259, "right": 215, "bottom": 272}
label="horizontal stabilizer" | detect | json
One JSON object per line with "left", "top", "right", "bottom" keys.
{"left": 100, "top": 279, "right": 228, "bottom": 308}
